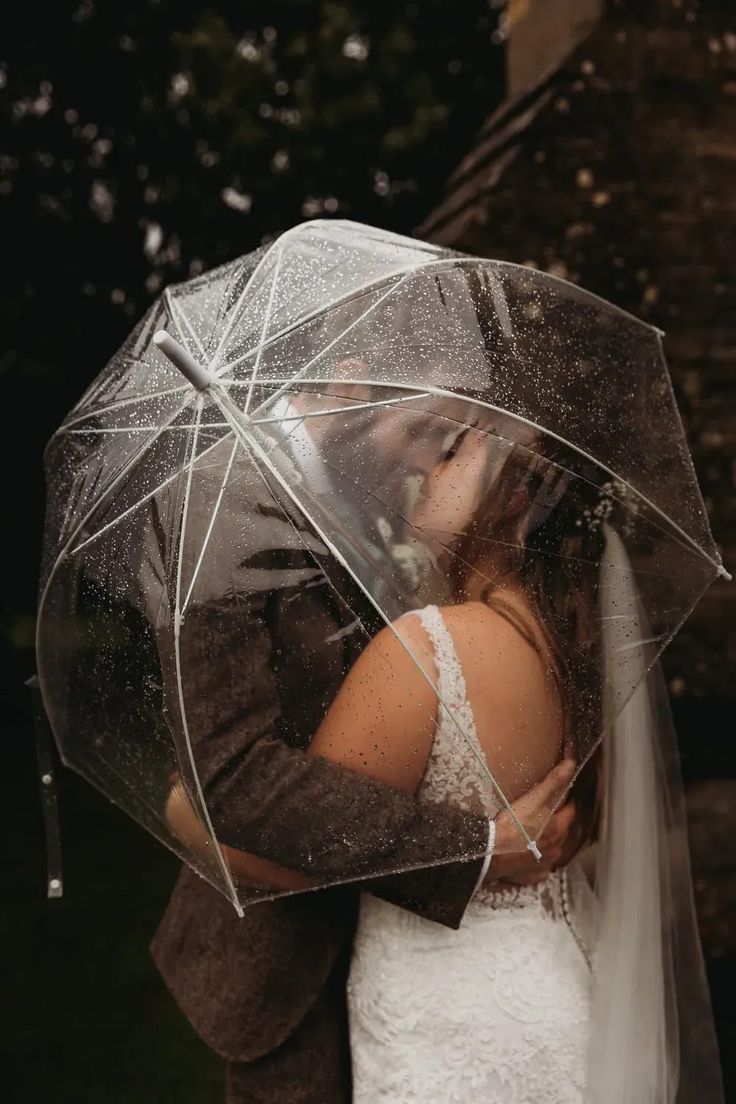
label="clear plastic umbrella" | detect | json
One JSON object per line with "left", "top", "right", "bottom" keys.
{"left": 36, "top": 219, "right": 729, "bottom": 914}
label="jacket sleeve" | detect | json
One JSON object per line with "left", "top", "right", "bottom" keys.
{"left": 167, "top": 589, "right": 486, "bottom": 929}
{"left": 142, "top": 448, "right": 486, "bottom": 930}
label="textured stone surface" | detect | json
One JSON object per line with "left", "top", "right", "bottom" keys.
{"left": 420, "top": 0, "right": 736, "bottom": 699}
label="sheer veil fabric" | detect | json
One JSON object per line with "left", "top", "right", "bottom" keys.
{"left": 584, "top": 525, "right": 724, "bottom": 1102}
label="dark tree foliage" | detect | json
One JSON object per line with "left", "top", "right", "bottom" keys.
{"left": 1, "top": 0, "right": 505, "bottom": 664}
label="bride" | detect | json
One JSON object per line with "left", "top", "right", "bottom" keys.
{"left": 165, "top": 405, "right": 723, "bottom": 1100}
{"left": 302, "top": 418, "right": 724, "bottom": 1102}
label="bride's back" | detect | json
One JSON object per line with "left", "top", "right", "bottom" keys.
{"left": 349, "top": 597, "right": 595, "bottom": 1104}
{"left": 439, "top": 598, "right": 565, "bottom": 804}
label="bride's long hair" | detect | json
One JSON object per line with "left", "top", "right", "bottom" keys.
{"left": 447, "top": 435, "right": 606, "bottom": 841}
{"left": 443, "top": 430, "right": 724, "bottom": 1102}
{"left": 445, "top": 427, "right": 725, "bottom": 1101}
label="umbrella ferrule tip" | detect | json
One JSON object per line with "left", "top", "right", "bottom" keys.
{"left": 527, "top": 840, "right": 542, "bottom": 862}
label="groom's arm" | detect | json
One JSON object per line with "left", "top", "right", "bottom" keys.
{"left": 140, "top": 451, "right": 487, "bottom": 928}
{"left": 189, "top": 587, "right": 582, "bottom": 922}
{"left": 147, "top": 449, "right": 487, "bottom": 927}
{"left": 165, "top": 589, "right": 488, "bottom": 928}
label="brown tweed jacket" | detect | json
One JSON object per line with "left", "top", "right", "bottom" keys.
{"left": 143, "top": 437, "right": 487, "bottom": 1067}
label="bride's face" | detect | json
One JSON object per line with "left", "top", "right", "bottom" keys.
{"left": 410, "top": 426, "right": 532, "bottom": 549}
{"left": 410, "top": 424, "right": 491, "bottom": 540}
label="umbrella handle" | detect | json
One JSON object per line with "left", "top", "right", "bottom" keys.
{"left": 26, "top": 675, "right": 63, "bottom": 899}
{"left": 154, "top": 331, "right": 214, "bottom": 391}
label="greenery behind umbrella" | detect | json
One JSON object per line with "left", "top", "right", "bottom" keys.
{"left": 2, "top": 0, "right": 506, "bottom": 669}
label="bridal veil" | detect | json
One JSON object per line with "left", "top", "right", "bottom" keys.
{"left": 582, "top": 524, "right": 724, "bottom": 1102}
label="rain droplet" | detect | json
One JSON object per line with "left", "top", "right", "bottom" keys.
{"left": 222, "top": 186, "right": 252, "bottom": 213}
{"left": 343, "top": 34, "right": 370, "bottom": 61}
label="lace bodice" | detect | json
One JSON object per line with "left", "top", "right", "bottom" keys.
{"left": 408, "top": 604, "right": 501, "bottom": 821}
{"left": 347, "top": 604, "right": 594, "bottom": 1102}
{"left": 406, "top": 605, "right": 574, "bottom": 916}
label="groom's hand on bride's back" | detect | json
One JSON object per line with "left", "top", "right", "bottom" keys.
{"left": 485, "top": 760, "right": 581, "bottom": 887}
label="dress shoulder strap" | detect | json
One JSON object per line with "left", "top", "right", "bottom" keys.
{"left": 404, "top": 605, "right": 499, "bottom": 817}
{"left": 405, "top": 604, "right": 469, "bottom": 715}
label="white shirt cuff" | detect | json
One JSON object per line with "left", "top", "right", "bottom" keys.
{"left": 472, "top": 818, "right": 496, "bottom": 897}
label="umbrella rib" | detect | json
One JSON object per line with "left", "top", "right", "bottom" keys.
{"left": 212, "top": 371, "right": 718, "bottom": 574}
{"left": 210, "top": 383, "right": 536, "bottom": 854}
{"left": 48, "top": 394, "right": 197, "bottom": 566}
{"left": 65, "top": 391, "right": 427, "bottom": 560}
{"left": 212, "top": 262, "right": 421, "bottom": 384}
{"left": 275, "top": 382, "right": 710, "bottom": 576}
{"left": 208, "top": 219, "right": 360, "bottom": 379}
{"left": 601, "top": 604, "right": 688, "bottom": 620}
{"left": 36, "top": 389, "right": 200, "bottom": 746}
{"left": 252, "top": 390, "right": 432, "bottom": 426}
{"left": 67, "top": 430, "right": 234, "bottom": 555}
{"left": 165, "top": 287, "right": 208, "bottom": 360}
{"left": 181, "top": 438, "right": 240, "bottom": 616}
{"left": 181, "top": 254, "right": 289, "bottom": 616}
{"left": 614, "top": 634, "right": 663, "bottom": 654}
{"left": 64, "top": 351, "right": 160, "bottom": 418}
{"left": 212, "top": 252, "right": 655, "bottom": 387}
{"left": 242, "top": 376, "right": 724, "bottom": 577}
{"left": 448, "top": 531, "right": 678, "bottom": 578}
{"left": 225, "top": 371, "right": 722, "bottom": 574}
{"left": 58, "top": 369, "right": 720, "bottom": 578}
{"left": 177, "top": 395, "right": 428, "bottom": 618}
{"left": 172, "top": 396, "right": 242, "bottom": 912}
{"left": 68, "top": 423, "right": 231, "bottom": 434}
{"left": 212, "top": 245, "right": 284, "bottom": 375}
{"left": 248, "top": 275, "right": 415, "bottom": 419}
{"left": 66, "top": 750, "right": 244, "bottom": 903}
{"left": 208, "top": 258, "right": 457, "bottom": 381}
{"left": 242, "top": 245, "right": 283, "bottom": 414}
{"left": 53, "top": 385, "right": 191, "bottom": 435}
{"left": 312, "top": 442, "right": 663, "bottom": 580}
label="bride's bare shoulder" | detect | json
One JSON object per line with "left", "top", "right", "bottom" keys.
{"left": 439, "top": 600, "right": 549, "bottom": 687}
{"left": 439, "top": 599, "right": 531, "bottom": 643}
{"left": 440, "top": 601, "right": 562, "bottom": 765}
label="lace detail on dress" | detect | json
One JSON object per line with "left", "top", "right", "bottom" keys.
{"left": 474, "top": 872, "right": 563, "bottom": 913}
{"left": 408, "top": 606, "right": 568, "bottom": 920}
{"left": 408, "top": 605, "right": 501, "bottom": 821}
{"left": 349, "top": 886, "right": 592, "bottom": 1103}
{"left": 348, "top": 604, "right": 594, "bottom": 1102}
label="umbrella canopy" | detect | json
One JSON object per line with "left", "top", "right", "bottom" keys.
{"left": 37, "top": 219, "right": 728, "bottom": 912}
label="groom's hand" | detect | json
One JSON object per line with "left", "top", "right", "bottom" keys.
{"left": 485, "top": 760, "right": 579, "bottom": 887}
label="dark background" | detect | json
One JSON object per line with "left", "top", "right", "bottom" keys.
{"left": 2, "top": 2, "right": 734, "bottom": 1101}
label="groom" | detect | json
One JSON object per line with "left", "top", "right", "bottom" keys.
{"left": 143, "top": 374, "right": 580, "bottom": 1104}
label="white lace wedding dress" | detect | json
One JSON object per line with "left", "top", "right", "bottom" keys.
{"left": 347, "top": 605, "right": 595, "bottom": 1103}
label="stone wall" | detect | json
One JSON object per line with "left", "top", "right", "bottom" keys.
{"left": 506, "top": 0, "right": 602, "bottom": 96}
{"left": 420, "top": 10, "right": 736, "bottom": 1059}
{"left": 420, "top": 0, "right": 736, "bottom": 701}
